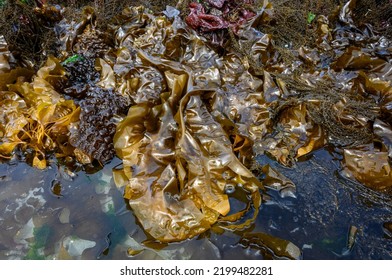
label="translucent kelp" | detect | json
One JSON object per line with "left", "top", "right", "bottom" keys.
{"left": 114, "top": 71, "right": 265, "bottom": 241}
{"left": 240, "top": 232, "right": 301, "bottom": 259}
{"left": 343, "top": 148, "right": 392, "bottom": 192}
{"left": 0, "top": 54, "right": 79, "bottom": 168}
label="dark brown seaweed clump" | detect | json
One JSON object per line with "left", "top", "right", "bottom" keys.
{"left": 61, "top": 55, "right": 99, "bottom": 99}
{"left": 69, "top": 86, "right": 130, "bottom": 163}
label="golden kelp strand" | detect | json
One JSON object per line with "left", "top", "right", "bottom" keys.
{"left": 0, "top": 56, "right": 80, "bottom": 168}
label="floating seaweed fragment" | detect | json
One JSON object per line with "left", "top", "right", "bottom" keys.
{"left": 25, "top": 224, "right": 51, "bottom": 260}
{"left": 307, "top": 12, "right": 316, "bottom": 24}
{"left": 240, "top": 232, "right": 302, "bottom": 259}
{"left": 60, "top": 236, "right": 96, "bottom": 259}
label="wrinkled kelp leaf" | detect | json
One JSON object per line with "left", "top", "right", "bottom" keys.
{"left": 68, "top": 84, "right": 130, "bottom": 163}
{"left": 114, "top": 70, "right": 264, "bottom": 241}
{"left": 55, "top": 6, "right": 96, "bottom": 56}
{"left": 374, "top": 119, "right": 392, "bottom": 158}
{"left": 0, "top": 91, "right": 30, "bottom": 159}
{"left": 343, "top": 149, "right": 392, "bottom": 192}
{"left": 0, "top": 36, "right": 34, "bottom": 89}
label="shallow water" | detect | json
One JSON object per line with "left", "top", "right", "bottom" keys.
{"left": 255, "top": 148, "right": 392, "bottom": 259}
{"left": 0, "top": 148, "right": 391, "bottom": 259}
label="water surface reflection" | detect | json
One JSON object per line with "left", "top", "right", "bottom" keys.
{"left": 0, "top": 148, "right": 391, "bottom": 259}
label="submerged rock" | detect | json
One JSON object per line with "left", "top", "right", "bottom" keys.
{"left": 62, "top": 236, "right": 96, "bottom": 258}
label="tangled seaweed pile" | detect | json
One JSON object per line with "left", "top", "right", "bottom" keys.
{"left": 0, "top": 48, "right": 80, "bottom": 168}
{"left": 0, "top": 0, "right": 391, "bottom": 249}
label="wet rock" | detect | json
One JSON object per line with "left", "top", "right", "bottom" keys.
{"left": 14, "top": 218, "right": 35, "bottom": 245}
{"left": 58, "top": 208, "right": 70, "bottom": 224}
